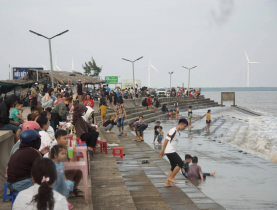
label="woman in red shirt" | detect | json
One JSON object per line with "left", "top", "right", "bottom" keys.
{"left": 83, "top": 93, "right": 94, "bottom": 109}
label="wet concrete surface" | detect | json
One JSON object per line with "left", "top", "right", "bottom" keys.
{"left": 107, "top": 127, "right": 225, "bottom": 210}
{"left": 142, "top": 107, "right": 277, "bottom": 210}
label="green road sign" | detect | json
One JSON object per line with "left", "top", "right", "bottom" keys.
{"left": 105, "top": 76, "right": 118, "bottom": 84}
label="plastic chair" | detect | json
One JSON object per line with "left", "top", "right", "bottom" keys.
{"left": 113, "top": 148, "right": 124, "bottom": 158}
{"left": 75, "top": 146, "right": 89, "bottom": 175}
{"left": 98, "top": 140, "right": 107, "bottom": 154}
{"left": 76, "top": 138, "right": 83, "bottom": 161}
{"left": 3, "top": 182, "right": 13, "bottom": 202}
{"left": 63, "top": 162, "right": 88, "bottom": 204}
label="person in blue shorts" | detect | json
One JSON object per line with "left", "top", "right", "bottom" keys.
{"left": 0, "top": 94, "right": 21, "bottom": 143}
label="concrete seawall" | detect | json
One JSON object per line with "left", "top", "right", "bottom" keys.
{"left": 0, "top": 131, "right": 14, "bottom": 197}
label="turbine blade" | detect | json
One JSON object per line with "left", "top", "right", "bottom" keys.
{"left": 244, "top": 50, "right": 250, "bottom": 62}
{"left": 56, "top": 65, "right": 61, "bottom": 71}
{"left": 150, "top": 64, "right": 159, "bottom": 73}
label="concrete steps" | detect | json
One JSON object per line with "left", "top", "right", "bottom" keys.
{"left": 95, "top": 100, "right": 221, "bottom": 128}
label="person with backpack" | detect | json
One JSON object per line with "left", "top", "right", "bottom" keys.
{"left": 142, "top": 98, "right": 148, "bottom": 107}
{"left": 114, "top": 100, "right": 127, "bottom": 136}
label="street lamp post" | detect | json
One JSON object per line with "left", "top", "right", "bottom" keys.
{"left": 122, "top": 56, "right": 143, "bottom": 105}
{"left": 29, "top": 30, "right": 69, "bottom": 88}
{"left": 168, "top": 72, "right": 174, "bottom": 90}
{"left": 182, "top": 66, "right": 197, "bottom": 89}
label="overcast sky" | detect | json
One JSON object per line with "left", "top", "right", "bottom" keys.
{"left": 1, "top": 0, "right": 276, "bottom": 88}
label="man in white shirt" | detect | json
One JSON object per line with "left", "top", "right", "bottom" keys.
{"left": 159, "top": 118, "right": 188, "bottom": 187}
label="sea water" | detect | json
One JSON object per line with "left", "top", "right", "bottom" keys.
{"left": 202, "top": 90, "right": 277, "bottom": 163}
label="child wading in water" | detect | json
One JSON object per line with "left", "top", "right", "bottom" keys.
{"left": 159, "top": 118, "right": 188, "bottom": 187}
{"left": 206, "top": 109, "right": 211, "bottom": 132}
{"left": 188, "top": 106, "right": 193, "bottom": 129}
{"left": 51, "top": 145, "right": 74, "bottom": 209}
{"left": 182, "top": 155, "right": 215, "bottom": 178}
{"left": 187, "top": 156, "right": 215, "bottom": 179}
{"left": 157, "top": 126, "right": 164, "bottom": 146}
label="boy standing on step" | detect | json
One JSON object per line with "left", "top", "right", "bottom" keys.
{"left": 159, "top": 118, "right": 188, "bottom": 187}
{"left": 153, "top": 121, "right": 160, "bottom": 144}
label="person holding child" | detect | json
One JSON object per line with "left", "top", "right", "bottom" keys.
{"left": 0, "top": 94, "right": 21, "bottom": 143}
{"left": 10, "top": 101, "right": 25, "bottom": 124}
{"left": 12, "top": 157, "right": 68, "bottom": 210}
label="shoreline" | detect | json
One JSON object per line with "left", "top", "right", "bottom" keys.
{"left": 142, "top": 106, "right": 277, "bottom": 209}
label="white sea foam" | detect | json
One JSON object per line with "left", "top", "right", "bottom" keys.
{"left": 203, "top": 91, "right": 277, "bottom": 163}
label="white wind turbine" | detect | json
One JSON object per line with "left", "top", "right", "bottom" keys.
{"left": 55, "top": 56, "right": 62, "bottom": 71}
{"left": 148, "top": 52, "right": 160, "bottom": 87}
{"left": 40, "top": 64, "right": 48, "bottom": 70}
{"left": 245, "top": 49, "right": 260, "bottom": 87}
{"left": 71, "top": 57, "right": 74, "bottom": 72}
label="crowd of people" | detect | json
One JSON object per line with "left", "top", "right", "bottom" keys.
{"left": 165, "top": 87, "right": 200, "bottom": 98}
{"left": 0, "top": 80, "right": 211, "bottom": 209}
{"left": 0, "top": 80, "right": 103, "bottom": 209}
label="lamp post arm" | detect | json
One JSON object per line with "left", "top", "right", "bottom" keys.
{"left": 50, "top": 30, "right": 69, "bottom": 39}
{"left": 29, "top": 30, "right": 49, "bottom": 39}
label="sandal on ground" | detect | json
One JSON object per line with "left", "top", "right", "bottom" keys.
{"left": 73, "top": 188, "right": 84, "bottom": 197}
{"left": 88, "top": 150, "right": 94, "bottom": 157}
{"left": 118, "top": 133, "right": 122, "bottom": 136}
{"left": 67, "top": 201, "right": 74, "bottom": 209}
